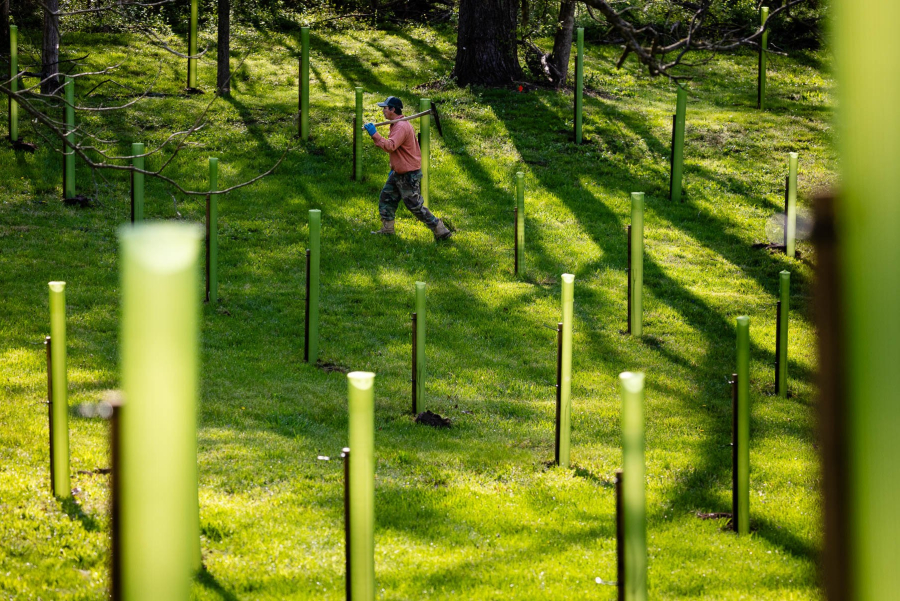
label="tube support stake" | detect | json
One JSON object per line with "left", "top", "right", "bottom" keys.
{"left": 515, "top": 172, "right": 525, "bottom": 274}
{"left": 411, "top": 313, "right": 418, "bottom": 415}
{"left": 758, "top": 7, "right": 769, "bottom": 110}
{"left": 206, "top": 158, "right": 219, "bottom": 303}
{"left": 558, "top": 274, "right": 575, "bottom": 467}
{"left": 415, "top": 282, "right": 425, "bottom": 408}
{"left": 347, "top": 372, "right": 375, "bottom": 601}
{"left": 671, "top": 86, "right": 687, "bottom": 202}
{"left": 620, "top": 372, "right": 646, "bottom": 601}
{"left": 119, "top": 223, "right": 203, "bottom": 600}
{"left": 131, "top": 143, "right": 145, "bottom": 223}
{"left": 554, "top": 322, "right": 562, "bottom": 464}
{"left": 731, "top": 372, "right": 739, "bottom": 531}
{"left": 48, "top": 282, "right": 69, "bottom": 497}
{"left": 736, "top": 316, "right": 751, "bottom": 535}
{"left": 630, "top": 194, "right": 644, "bottom": 336}
{"left": 786, "top": 153, "right": 798, "bottom": 257}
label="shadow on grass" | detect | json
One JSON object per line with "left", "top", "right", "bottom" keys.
{"left": 59, "top": 495, "right": 102, "bottom": 532}
{"left": 196, "top": 567, "right": 241, "bottom": 601}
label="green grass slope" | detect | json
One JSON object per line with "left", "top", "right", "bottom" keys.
{"left": 0, "top": 22, "right": 832, "bottom": 600}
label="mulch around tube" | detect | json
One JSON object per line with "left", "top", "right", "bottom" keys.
{"left": 415, "top": 410, "right": 451, "bottom": 428}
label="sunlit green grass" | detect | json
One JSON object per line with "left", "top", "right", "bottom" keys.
{"left": 0, "top": 21, "right": 831, "bottom": 600}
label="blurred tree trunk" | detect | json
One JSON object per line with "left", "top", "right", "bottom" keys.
{"left": 216, "top": 0, "right": 230, "bottom": 95}
{"left": 548, "top": 0, "right": 577, "bottom": 87}
{"left": 1, "top": 0, "right": 9, "bottom": 69}
{"left": 41, "top": 0, "right": 60, "bottom": 94}
{"left": 453, "top": 0, "right": 521, "bottom": 86}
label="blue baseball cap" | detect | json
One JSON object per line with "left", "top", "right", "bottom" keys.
{"left": 377, "top": 96, "right": 403, "bottom": 111}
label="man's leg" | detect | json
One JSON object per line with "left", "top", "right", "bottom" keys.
{"left": 396, "top": 171, "right": 452, "bottom": 240}
{"left": 374, "top": 171, "right": 401, "bottom": 234}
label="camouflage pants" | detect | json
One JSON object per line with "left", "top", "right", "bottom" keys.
{"left": 378, "top": 170, "right": 439, "bottom": 228}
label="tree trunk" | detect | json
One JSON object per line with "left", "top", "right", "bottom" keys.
{"left": 1, "top": 0, "right": 9, "bottom": 72}
{"left": 548, "top": 0, "right": 577, "bottom": 88}
{"left": 42, "top": 0, "right": 60, "bottom": 95}
{"left": 453, "top": 0, "right": 521, "bottom": 87}
{"left": 216, "top": 0, "right": 230, "bottom": 95}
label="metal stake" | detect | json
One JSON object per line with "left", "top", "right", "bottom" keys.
{"left": 513, "top": 207, "right": 519, "bottom": 275}
{"left": 626, "top": 225, "right": 632, "bottom": 333}
{"left": 784, "top": 176, "right": 789, "bottom": 249}
{"left": 351, "top": 116, "right": 358, "bottom": 181}
{"left": 110, "top": 401, "right": 122, "bottom": 601}
{"left": 411, "top": 312, "right": 418, "bottom": 415}
{"left": 669, "top": 114, "right": 676, "bottom": 201}
{"left": 304, "top": 249, "right": 311, "bottom": 362}
{"left": 774, "top": 301, "right": 782, "bottom": 394}
{"left": 205, "top": 195, "right": 211, "bottom": 302}
{"left": 46, "top": 336, "right": 54, "bottom": 490}
{"left": 342, "top": 447, "right": 351, "bottom": 601}
{"left": 616, "top": 469, "right": 624, "bottom": 601}
{"left": 554, "top": 322, "right": 563, "bottom": 464}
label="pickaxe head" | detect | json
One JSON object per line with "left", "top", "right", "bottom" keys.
{"left": 430, "top": 100, "right": 444, "bottom": 138}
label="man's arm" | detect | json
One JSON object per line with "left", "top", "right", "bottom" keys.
{"left": 372, "top": 123, "right": 408, "bottom": 152}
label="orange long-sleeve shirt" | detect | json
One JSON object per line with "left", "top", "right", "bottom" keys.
{"left": 372, "top": 120, "right": 421, "bottom": 174}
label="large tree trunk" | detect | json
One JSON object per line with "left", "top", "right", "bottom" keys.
{"left": 1, "top": 0, "right": 9, "bottom": 72}
{"left": 548, "top": 0, "right": 577, "bottom": 88}
{"left": 452, "top": 0, "right": 521, "bottom": 87}
{"left": 216, "top": 0, "right": 230, "bottom": 95}
{"left": 41, "top": 0, "right": 60, "bottom": 95}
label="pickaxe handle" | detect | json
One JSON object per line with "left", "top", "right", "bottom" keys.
{"left": 371, "top": 109, "right": 433, "bottom": 128}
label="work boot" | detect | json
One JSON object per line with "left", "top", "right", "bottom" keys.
{"left": 431, "top": 220, "right": 453, "bottom": 241}
{"left": 371, "top": 220, "right": 395, "bottom": 235}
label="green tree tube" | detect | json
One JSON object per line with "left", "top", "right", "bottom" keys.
{"left": 786, "top": 152, "right": 798, "bottom": 258}
{"left": 119, "top": 223, "right": 202, "bottom": 601}
{"left": 516, "top": 172, "right": 525, "bottom": 273}
{"left": 308, "top": 209, "right": 321, "bottom": 363}
{"left": 208, "top": 158, "right": 219, "bottom": 303}
{"left": 834, "top": 1, "right": 900, "bottom": 596}
{"left": 48, "top": 281, "right": 70, "bottom": 498}
{"left": 188, "top": 0, "right": 198, "bottom": 89}
{"left": 574, "top": 27, "right": 584, "bottom": 144}
{"left": 671, "top": 85, "right": 687, "bottom": 202}
{"left": 300, "top": 27, "right": 310, "bottom": 141}
{"left": 630, "top": 193, "right": 644, "bottom": 336}
{"left": 736, "top": 316, "right": 751, "bottom": 535}
{"left": 419, "top": 98, "right": 430, "bottom": 207}
{"left": 354, "top": 87, "right": 363, "bottom": 181}
{"left": 347, "top": 371, "right": 375, "bottom": 601}
{"left": 777, "top": 271, "right": 790, "bottom": 397}
{"left": 559, "top": 273, "right": 575, "bottom": 467}
{"left": 9, "top": 25, "right": 18, "bottom": 143}
{"left": 620, "top": 371, "right": 646, "bottom": 601}
{"left": 758, "top": 7, "right": 769, "bottom": 110}
{"left": 415, "top": 282, "right": 425, "bottom": 408}
{"left": 64, "top": 76, "right": 75, "bottom": 199}
{"left": 132, "top": 143, "right": 145, "bottom": 223}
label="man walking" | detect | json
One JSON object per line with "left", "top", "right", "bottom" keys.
{"left": 363, "top": 96, "right": 452, "bottom": 240}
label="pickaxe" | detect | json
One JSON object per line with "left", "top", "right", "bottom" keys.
{"left": 371, "top": 100, "right": 444, "bottom": 137}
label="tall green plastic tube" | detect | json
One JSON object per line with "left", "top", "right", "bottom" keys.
{"left": 188, "top": 0, "right": 198, "bottom": 89}
{"left": 736, "top": 316, "right": 751, "bottom": 535}
{"left": 347, "top": 371, "right": 375, "bottom": 601}
{"left": 516, "top": 172, "right": 525, "bottom": 273}
{"left": 835, "top": 1, "right": 900, "bottom": 596}
{"left": 620, "top": 371, "right": 646, "bottom": 601}
{"left": 208, "top": 158, "right": 219, "bottom": 303}
{"left": 419, "top": 98, "right": 430, "bottom": 207}
{"left": 786, "top": 152, "right": 798, "bottom": 258}
{"left": 308, "top": 210, "right": 321, "bottom": 363}
{"left": 559, "top": 274, "right": 575, "bottom": 467}
{"left": 758, "top": 7, "right": 769, "bottom": 110}
{"left": 777, "top": 271, "right": 790, "bottom": 397}
{"left": 9, "top": 25, "right": 18, "bottom": 143}
{"left": 354, "top": 88, "right": 363, "bottom": 181}
{"left": 132, "top": 143, "right": 145, "bottom": 223}
{"left": 119, "top": 223, "right": 202, "bottom": 601}
{"left": 574, "top": 27, "right": 584, "bottom": 144}
{"left": 64, "top": 76, "right": 75, "bottom": 199}
{"left": 300, "top": 27, "right": 310, "bottom": 141}
{"left": 630, "top": 193, "right": 644, "bottom": 336}
{"left": 671, "top": 86, "right": 687, "bottom": 202}
{"left": 48, "top": 281, "right": 70, "bottom": 498}
{"left": 415, "top": 282, "right": 425, "bottom": 407}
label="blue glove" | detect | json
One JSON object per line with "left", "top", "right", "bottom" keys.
{"left": 363, "top": 122, "right": 377, "bottom": 136}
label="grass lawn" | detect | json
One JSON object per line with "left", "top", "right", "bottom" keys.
{"left": 0, "top": 20, "right": 832, "bottom": 600}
